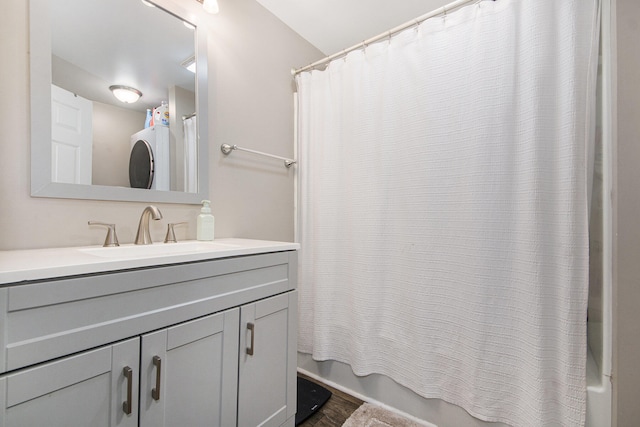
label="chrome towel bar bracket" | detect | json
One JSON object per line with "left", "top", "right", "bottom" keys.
{"left": 221, "top": 144, "right": 297, "bottom": 168}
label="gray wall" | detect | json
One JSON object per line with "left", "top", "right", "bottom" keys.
{"left": 613, "top": 0, "right": 640, "bottom": 425}
{"left": 92, "top": 102, "right": 145, "bottom": 187}
{"left": 0, "top": 0, "right": 321, "bottom": 250}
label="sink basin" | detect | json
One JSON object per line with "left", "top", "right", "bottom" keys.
{"left": 79, "top": 241, "right": 240, "bottom": 259}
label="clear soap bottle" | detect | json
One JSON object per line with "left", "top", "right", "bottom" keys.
{"left": 197, "top": 200, "right": 214, "bottom": 241}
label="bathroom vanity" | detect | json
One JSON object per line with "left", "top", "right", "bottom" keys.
{"left": 0, "top": 239, "right": 298, "bottom": 427}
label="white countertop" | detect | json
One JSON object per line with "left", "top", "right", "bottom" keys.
{"left": 0, "top": 238, "right": 299, "bottom": 285}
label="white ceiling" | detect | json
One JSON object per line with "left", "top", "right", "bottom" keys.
{"left": 51, "top": 0, "right": 453, "bottom": 112}
{"left": 255, "top": 0, "right": 452, "bottom": 55}
{"left": 51, "top": 0, "right": 196, "bottom": 112}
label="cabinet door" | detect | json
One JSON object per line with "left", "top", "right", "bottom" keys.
{"left": 140, "top": 308, "right": 240, "bottom": 427}
{"left": 238, "top": 291, "right": 297, "bottom": 427}
{"left": 0, "top": 338, "right": 139, "bottom": 427}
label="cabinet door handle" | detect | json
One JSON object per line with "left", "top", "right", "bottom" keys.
{"left": 152, "top": 356, "right": 162, "bottom": 401}
{"left": 122, "top": 366, "right": 133, "bottom": 415}
{"left": 247, "top": 322, "right": 255, "bottom": 356}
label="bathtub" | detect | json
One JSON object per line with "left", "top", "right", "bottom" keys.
{"left": 300, "top": 351, "right": 610, "bottom": 427}
{"left": 586, "top": 320, "right": 612, "bottom": 427}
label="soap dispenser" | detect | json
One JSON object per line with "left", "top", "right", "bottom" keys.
{"left": 197, "top": 200, "right": 214, "bottom": 241}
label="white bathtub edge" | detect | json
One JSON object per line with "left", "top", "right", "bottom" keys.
{"left": 586, "top": 346, "right": 612, "bottom": 427}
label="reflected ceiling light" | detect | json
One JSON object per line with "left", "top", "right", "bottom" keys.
{"left": 109, "top": 85, "right": 142, "bottom": 103}
{"left": 181, "top": 56, "right": 196, "bottom": 73}
{"left": 201, "top": 0, "right": 219, "bottom": 14}
{"left": 141, "top": 0, "right": 155, "bottom": 7}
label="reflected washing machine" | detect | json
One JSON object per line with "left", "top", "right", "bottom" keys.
{"left": 129, "top": 125, "right": 170, "bottom": 191}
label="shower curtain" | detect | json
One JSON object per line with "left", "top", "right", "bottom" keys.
{"left": 295, "top": 0, "right": 600, "bottom": 426}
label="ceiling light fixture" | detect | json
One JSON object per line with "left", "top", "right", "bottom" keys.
{"left": 201, "top": 0, "right": 219, "bottom": 14}
{"left": 109, "top": 85, "right": 142, "bottom": 103}
{"left": 181, "top": 56, "right": 197, "bottom": 73}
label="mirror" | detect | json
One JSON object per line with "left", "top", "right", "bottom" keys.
{"left": 30, "top": 0, "right": 209, "bottom": 204}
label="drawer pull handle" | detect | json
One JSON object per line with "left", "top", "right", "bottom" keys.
{"left": 123, "top": 366, "right": 133, "bottom": 415}
{"left": 247, "top": 322, "right": 255, "bottom": 356}
{"left": 152, "top": 356, "right": 162, "bottom": 401}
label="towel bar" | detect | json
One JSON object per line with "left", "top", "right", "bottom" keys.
{"left": 220, "top": 144, "right": 296, "bottom": 168}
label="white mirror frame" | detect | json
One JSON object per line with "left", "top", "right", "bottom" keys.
{"left": 29, "top": 0, "right": 209, "bottom": 204}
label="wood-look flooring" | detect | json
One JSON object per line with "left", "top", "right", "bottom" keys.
{"left": 297, "top": 373, "right": 364, "bottom": 427}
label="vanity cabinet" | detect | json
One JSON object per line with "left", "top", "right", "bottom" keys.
{"left": 0, "top": 249, "right": 297, "bottom": 427}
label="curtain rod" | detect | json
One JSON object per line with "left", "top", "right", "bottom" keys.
{"left": 292, "top": 0, "right": 493, "bottom": 76}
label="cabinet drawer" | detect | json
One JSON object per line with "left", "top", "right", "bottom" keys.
{"left": 1, "top": 251, "right": 296, "bottom": 372}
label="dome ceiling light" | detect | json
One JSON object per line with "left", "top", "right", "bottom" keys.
{"left": 109, "top": 85, "right": 143, "bottom": 103}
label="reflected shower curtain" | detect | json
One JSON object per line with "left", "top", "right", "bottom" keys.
{"left": 296, "top": 1, "right": 600, "bottom": 426}
{"left": 182, "top": 115, "right": 197, "bottom": 193}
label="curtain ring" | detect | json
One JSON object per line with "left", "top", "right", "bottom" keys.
{"left": 412, "top": 19, "right": 421, "bottom": 36}
{"left": 360, "top": 40, "right": 367, "bottom": 56}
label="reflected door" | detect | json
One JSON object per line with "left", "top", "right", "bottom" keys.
{"left": 51, "top": 84, "right": 92, "bottom": 184}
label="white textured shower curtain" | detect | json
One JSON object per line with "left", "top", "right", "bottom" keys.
{"left": 296, "top": 0, "right": 600, "bottom": 426}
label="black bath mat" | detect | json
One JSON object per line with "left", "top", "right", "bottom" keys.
{"left": 295, "top": 376, "right": 332, "bottom": 425}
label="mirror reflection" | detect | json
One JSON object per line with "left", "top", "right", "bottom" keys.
{"left": 49, "top": 0, "right": 197, "bottom": 192}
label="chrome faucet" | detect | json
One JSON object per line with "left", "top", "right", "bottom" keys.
{"left": 135, "top": 205, "right": 163, "bottom": 245}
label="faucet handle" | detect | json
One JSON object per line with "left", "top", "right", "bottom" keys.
{"left": 164, "top": 222, "right": 187, "bottom": 243}
{"left": 88, "top": 221, "right": 120, "bottom": 247}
